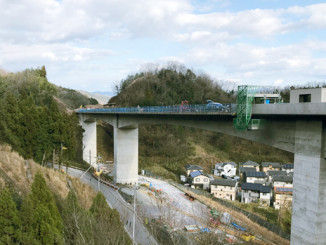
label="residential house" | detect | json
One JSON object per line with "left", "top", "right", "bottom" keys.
{"left": 282, "top": 164, "right": 294, "bottom": 174}
{"left": 260, "top": 186, "right": 272, "bottom": 206}
{"left": 239, "top": 167, "right": 257, "bottom": 179}
{"left": 214, "top": 162, "right": 237, "bottom": 177}
{"left": 262, "top": 162, "right": 281, "bottom": 172}
{"left": 189, "top": 170, "right": 210, "bottom": 190}
{"left": 210, "top": 179, "right": 238, "bottom": 201}
{"left": 273, "top": 175, "right": 293, "bottom": 188}
{"left": 267, "top": 170, "right": 287, "bottom": 185}
{"left": 185, "top": 165, "right": 203, "bottom": 176}
{"left": 274, "top": 187, "right": 293, "bottom": 210}
{"left": 241, "top": 183, "right": 271, "bottom": 206}
{"left": 241, "top": 161, "right": 260, "bottom": 172}
{"left": 244, "top": 172, "right": 267, "bottom": 185}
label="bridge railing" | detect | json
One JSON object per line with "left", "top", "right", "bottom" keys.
{"left": 77, "top": 104, "right": 237, "bottom": 114}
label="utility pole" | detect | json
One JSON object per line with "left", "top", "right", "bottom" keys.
{"left": 132, "top": 185, "right": 136, "bottom": 245}
{"left": 97, "top": 156, "right": 100, "bottom": 192}
{"left": 98, "top": 171, "right": 100, "bottom": 192}
{"left": 80, "top": 150, "right": 93, "bottom": 180}
{"left": 132, "top": 183, "right": 140, "bottom": 245}
{"left": 59, "top": 143, "right": 63, "bottom": 171}
{"left": 89, "top": 150, "right": 91, "bottom": 166}
{"left": 41, "top": 152, "right": 45, "bottom": 167}
{"left": 52, "top": 149, "right": 55, "bottom": 168}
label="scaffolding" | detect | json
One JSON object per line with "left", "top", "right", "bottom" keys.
{"left": 233, "top": 85, "right": 258, "bottom": 130}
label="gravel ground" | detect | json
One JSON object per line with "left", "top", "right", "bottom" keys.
{"left": 136, "top": 176, "right": 211, "bottom": 229}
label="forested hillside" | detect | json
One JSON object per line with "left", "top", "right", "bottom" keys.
{"left": 0, "top": 145, "right": 131, "bottom": 244}
{"left": 109, "top": 65, "right": 294, "bottom": 179}
{"left": 0, "top": 67, "right": 97, "bottom": 164}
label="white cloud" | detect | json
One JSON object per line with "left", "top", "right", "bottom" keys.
{"left": 1, "top": 0, "right": 326, "bottom": 90}
{"left": 183, "top": 40, "right": 326, "bottom": 85}
{"left": 0, "top": 42, "right": 116, "bottom": 65}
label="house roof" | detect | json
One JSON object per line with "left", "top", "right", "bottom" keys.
{"left": 185, "top": 165, "right": 203, "bottom": 170}
{"left": 190, "top": 170, "right": 202, "bottom": 178}
{"left": 189, "top": 170, "right": 210, "bottom": 178}
{"left": 273, "top": 175, "right": 293, "bottom": 183}
{"left": 262, "top": 162, "right": 281, "bottom": 168}
{"left": 210, "top": 179, "right": 237, "bottom": 187}
{"left": 241, "top": 183, "right": 271, "bottom": 193}
{"left": 245, "top": 171, "right": 267, "bottom": 178}
{"left": 215, "top": 162, "right": 237, "bottom": 168}
{"left": 241, "top": 160, "right": 259, "bottom": 167}
{"left": 239, "top": 167, "right": 257, "bottom": 173}
{"left": 260, "top": 186, "right": 272, "bottom": 193}
{"left": 274, "top": 187, "right": 293, "bottom": 194}
{"left": 222, "top": 162, "right": 237, "bottom": 167}
{"left": 283, "top": 164, "right": 294, "bottom": 169}
{"left": 267, "top": 170, "right": 287, "bottom": 176}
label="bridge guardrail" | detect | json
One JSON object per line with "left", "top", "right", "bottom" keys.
{"left": 77, "top": 103, "right": 237, "bottom": 115}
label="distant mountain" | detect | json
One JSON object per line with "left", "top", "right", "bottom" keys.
{"left": 92, "top": 91, "right": 116, "bottom": 97}
{"left": 78, "top": 90, "right": 113, "bottom": 104}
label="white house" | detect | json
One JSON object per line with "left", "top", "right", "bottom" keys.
{"left": 267, "top": 170, "right": 287, "bottom": 185}
{"left": 189, "top": 170, "right": 210, "bottom": 190}
{"left": 214, "top": 162, "right": 237, "bottom": 177}
{"left": 244, "top": 172, "right": 267, "bottom": 185}
{"left": 273, "top": 175, "right": 293, "bottom": 188}
{"left": 241, "top": 183, "right": 271, "bottom": 206}
{"left": 282, "top": 164, "right": 294, "bottom": 174}
{"left": 210, "top": 179, "right": 238, "bottom": 201}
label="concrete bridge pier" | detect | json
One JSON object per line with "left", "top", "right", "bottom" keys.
{"left": 81, "top": 119, "right": 97, "bottom": 166}
{"left": 114, "top": 127, "right": 138, "bottom": 184}
{"left": 291, "top": 120, "right": 326, "bottom": 245}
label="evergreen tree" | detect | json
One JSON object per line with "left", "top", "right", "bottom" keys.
{"left": 0, "top": 188, "right": 21, "bottom": 244}
{"left": 62, "top": 191, "right": 95, "bottom": 244}
{"left": 90, "top": 192, "right": 132, "bottom": 245}
{"left": 40, "top": 66, "right": 47, "bottom": 78}
{"left": 20, "top": 172, "right": 63, "bottom": 245}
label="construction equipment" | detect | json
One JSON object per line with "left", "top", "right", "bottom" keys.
{"left": 241, "top": 232, "right": 255, "bottom": 242}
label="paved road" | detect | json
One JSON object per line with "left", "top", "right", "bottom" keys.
{"left": 67, "top": 168, "right": 157, "bottom": 245}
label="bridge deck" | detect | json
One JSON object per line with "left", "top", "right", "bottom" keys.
{"left": 77, "top": 103, "right": 236, "bottom": 115}
{"left": 77, "top": 102, "right": 326, "bottom": 117}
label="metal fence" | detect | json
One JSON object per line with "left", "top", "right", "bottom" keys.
{"left": 77, "top": 103, "right": 237, "bottom": 115}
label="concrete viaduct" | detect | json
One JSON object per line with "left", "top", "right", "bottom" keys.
{"left": 77, "top": 102, "right": 326, "bottom": 245}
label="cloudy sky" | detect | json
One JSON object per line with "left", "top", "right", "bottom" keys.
{"left": 1, "top": 0, "right": 326, "bottom": 92}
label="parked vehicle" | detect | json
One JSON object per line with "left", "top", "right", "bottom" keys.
{"left": 206, "top": 100, "right": 223, "bottom": 110}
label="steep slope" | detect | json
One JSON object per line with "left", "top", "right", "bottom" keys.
{"left": 0, "top": 144, "right": 131, "bottom": 244}
{"left": 0, "top": 68, "right": 95, "bottom": 165}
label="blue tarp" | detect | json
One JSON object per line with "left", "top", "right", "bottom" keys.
{"left": 200, "top": 228, "right": 210, "bottom": 232}
{"left": 231, "top": 222, "right": 246, "bottom": 231}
